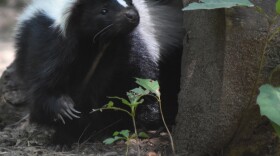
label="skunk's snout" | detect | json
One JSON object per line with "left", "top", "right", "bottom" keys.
{"left": 124, "top": 9, "right": 139, "bottom": 24}
{"left": 113, "top": 8, "right": 139, "bottom": 34}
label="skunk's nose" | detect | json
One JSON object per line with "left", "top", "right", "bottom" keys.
{"left": 125, "top": 10, "right": 139, "bottom": 24}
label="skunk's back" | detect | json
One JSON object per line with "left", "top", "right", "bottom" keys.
{"left": 16, "top": 0, "right": 75, "bottom": 35}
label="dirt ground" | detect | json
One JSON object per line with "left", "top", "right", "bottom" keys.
{"left": 0, "top": 2, "right": 171, "bottom": 156}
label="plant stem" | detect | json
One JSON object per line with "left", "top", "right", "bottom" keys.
{"left": 248, "top": 15, "right": 280, "bottom": 110}
{"left": 132, "top": 117, "right": 138, "bottom": 139}
{"left": 232, "top": 14, "right": 280, "bottom": 142}
{"left": 158, "top": 97, "right": 176, "bottom": 155}
{"left": 132, "top": 115, "right": 140, "bottom": 156}
{"left": 126, "top": 141, "right": 129, "bottom": 156}
{"left": 92, "top": 107, "right": 132, "bottom": 117}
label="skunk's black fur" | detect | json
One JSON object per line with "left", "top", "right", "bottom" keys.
{"left": 14, "top": 0, "right": 183, "bottom": 144}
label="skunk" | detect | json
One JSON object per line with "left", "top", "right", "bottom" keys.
{"left": 14, "top": 0, "right": 183, "bottom": 144}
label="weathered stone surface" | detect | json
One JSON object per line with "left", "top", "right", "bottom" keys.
{"left": 0, "top": 63, "right": 26, "bottom": 107}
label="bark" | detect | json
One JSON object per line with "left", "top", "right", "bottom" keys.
{"left": 175, "top": 0, "right": 280, "bottom": 155}
{"left": 174, "top": 7, "right": 226, "bottom": 155}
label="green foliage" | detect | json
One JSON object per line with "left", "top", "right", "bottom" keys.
{"left": 92, "top": 78, "right": 160, "bottom": 118}
{"left": 119, "top": 130, "right": 130, "bottom": 138}
{"left": 103, "top": 136, "right": 122, "bottom": 145}
{"left": 91, "top": 78, "right": 160, "bottom": 155}
{"left": 257, "top": 84, "right": 280, "bottom": 125}
{"left": 253, "top": 1, "right": 280, "bottom": 138}
{"left": 126, "top": 87, "right": 148, "bottom": 105}
{"left": 183, "top": 0, "right": 254, "bottom": 11}
{"left": 138, "top": 132, "right": 149, "bottom": 139}
{"left": 276, "top": 0, "right": 280, "bottom": 14}
{"left": 257, "top": 84, "right": 280, "bottom": 137}
{"left": 92, "top": 78, "right": 175, "bottom": 154}
{"left": 135, "top": 78, "right": 160, "bottom": 97}
{"left": 103, "top": 130, "right": 149, "bottom": 145}
{"left": 103, "top": 130, "right": 130, "bottom": 145}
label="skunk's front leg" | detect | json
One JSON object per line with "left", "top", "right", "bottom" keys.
{"left": 29, "top": 88, "right": 81, "bottom": 125}
{"left": 25, "top": 45, "right": 81, "bottom": 125}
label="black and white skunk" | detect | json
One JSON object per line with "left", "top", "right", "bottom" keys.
{"left": 14, "top": 0, "right": 183, "bottom": 144}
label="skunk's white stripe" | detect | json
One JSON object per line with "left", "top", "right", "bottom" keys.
{"left": 16, "top": 0, "right": 160, "bottom": 64}
{"left": 16, "top": 0, "right": 76, "bottom": 36}
{"left": 116, "top": 0, "right": 128, "bottom": 7}
{"left": 133, "top": 0, "right": 160, "bottom": 64}
{"left": 55, "top": 0, "right": 77, "bottom": 35}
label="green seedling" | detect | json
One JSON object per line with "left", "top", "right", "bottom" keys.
{"left": 103, "top": 130, "right": 149, "bottom": 155}
{"left": 91, "top": 78, "right": 175, "bottom": 155}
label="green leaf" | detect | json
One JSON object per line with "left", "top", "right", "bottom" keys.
{"left": 127, "top": 92, "right": 139, "bottom": 104}
{"left": 138, "top": 132, "right": 149, "bottom": 139}
{"left": 257, "top": 84, "right": 280, "bottom": 125}
{"left": 130, "top": 87, "right": 149, "bottom": 96}
{"left": 276, "top": 0, "right": 280, "bottom": 14}
{"left": 272, "top": 121, "right": 280, "bottom": 137}
{"left": 126, "top": 87, "right": 149, "bottom": 104}
{"left": 103, "top": 136, "right": 124, "bottom": 145}
{"left": 113, "top": 131, "right": 120, "bottom": 136}
{"left": 103, "top": 138, "right": 116, "bottom": 145}
{"left": 107, "top": 101, "right": 114, "bottom": 108}
{"left": 113, "top": 136, "right": 123, "bottom": 141}
{"left": 120, "top": 130, "right": 130, "bottom": 138}
{"left": 183, "top": 0, "right": 254, "bottom": 11}
{"left": 108, "top": 97, "right": 131, "bottom": 106}
{"left": 138, "top": 99, "right": 144, "bottom": 104}
{"left": 135, "top": 78, "right": 160, "bottom": 97}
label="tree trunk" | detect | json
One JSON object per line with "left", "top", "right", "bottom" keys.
{"left": 175, "top": 0, "right": 280, "bottom": 155}
{"left": 174, "top": 6, "right": 226, "bottom": 155}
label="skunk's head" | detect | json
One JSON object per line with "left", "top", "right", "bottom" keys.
{"left": 65, "top": 0, "right": 139, "bottom": 41}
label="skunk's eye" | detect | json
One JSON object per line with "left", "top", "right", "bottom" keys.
{"left": 101, "top": 8, "right": 108, "bottom": 15}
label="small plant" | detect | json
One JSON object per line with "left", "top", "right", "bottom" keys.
{"left": 256, "top": 0, "right": 280, "bottom": 137}
{"left": 257, "top": 84, "right": 280, "bottom": 137}
{"left": 91, "top": 78, "right": 175, "bottom": 155}
{"left": 103, "top": 130, "right": 149, "bottom": 155}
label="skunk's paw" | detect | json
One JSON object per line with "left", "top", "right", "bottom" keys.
{"left": 52, "top": 95, "right": 81, "bottom": 124}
